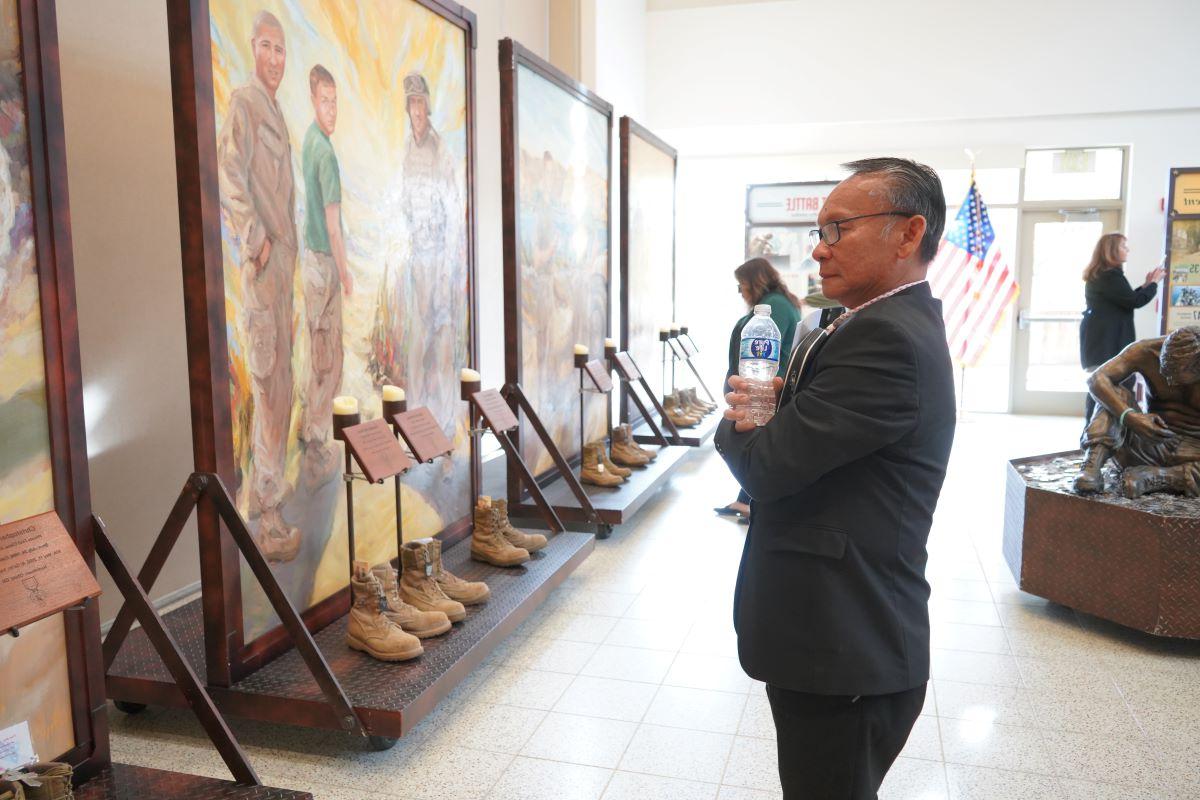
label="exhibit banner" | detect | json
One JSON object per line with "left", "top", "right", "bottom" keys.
{"left": 1164, "top": 169, "right": 1200, "bottom": 334}
{"left": 167, "top": 0, "right": 479, "bottom": 676}
{"left": 619, "top": 117, "right": 676, "bottom": 427}
{"left": 499, "top": 38, "right": 612, "bottom": 485}
{"left": 0, "top": 0, "right": 107, "bottom": 776}
{"left": 746, "top": 181, "right": 836, "bottom": 225}
{"left": 745, "top": 181, "right": 838, "bottom": 306}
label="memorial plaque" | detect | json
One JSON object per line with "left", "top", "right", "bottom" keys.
{"left": 668, "top": 338, "right": 689, "bottom": 360}
{"left": 583, "top": 359, "right": 613, "bottom": 393}
{"left": 473, "top": 388, "right": 519, "bottom": 432}
{"left": 680, "top": 337, "right": 699, "bottom": 357}
{"left": 343, "top": 418, "right": 413, "bottom": 483}
{"left": 0, "top": 512, "right": 102, "bottom": 636}
{"left": 614, "top": 352, "right": 642, "bottom": 380}
{"left": 394, "top": 407, "right": 454, "bottom": 463}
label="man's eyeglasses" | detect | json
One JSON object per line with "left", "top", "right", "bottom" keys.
{"left": 809, "top": 212, "right": 914, "bottom": 246}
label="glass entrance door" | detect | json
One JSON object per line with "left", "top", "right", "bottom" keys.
{"left": 1012, "top": 209, "right": 1121, "bottom": 415}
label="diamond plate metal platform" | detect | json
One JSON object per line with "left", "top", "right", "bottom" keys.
{"left": 76, "top": 763, "right": 310, "bottom": 799}
{"left": 106, "top": 531, "right": 594, "bottom": 738}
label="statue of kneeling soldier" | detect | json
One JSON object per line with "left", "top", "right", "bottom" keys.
{"left": 1076, "top": 326, "right": 1200, "bottom": 497}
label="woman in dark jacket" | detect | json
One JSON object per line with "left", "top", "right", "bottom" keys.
{"left": 715, "top": 258, "right": 802, "bottom": 520}
{"left": 1080, "top": 232, "right": 1165, "bottom": 419}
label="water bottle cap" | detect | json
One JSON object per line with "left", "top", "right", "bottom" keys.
{"left": 753, "top": 304, "right": 772, "bottom": 316}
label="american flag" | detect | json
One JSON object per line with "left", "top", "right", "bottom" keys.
{"left": 928, "top": 180, "right": 1018, "bottom": 366}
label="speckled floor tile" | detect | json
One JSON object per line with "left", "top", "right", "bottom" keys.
{"left": 944, "top": 764, "right": 1063, "bottom": 799}
{"left": 617, "top": 724, "right": 733, "bottom": 783}
{"left": 931, "top": 649, "right": 1022, "bottom": 688}
{"left": 503, "top": 636, "right": 599, "bottom": 674}
{"left": 486, "top": 757, "right": 612, "bottom": 800}
{"left": 579, "top": 643, "right": 677, "bottom": 683}
{"left": 663, "top": 653, "right": 754, "bottom": 694}
{"left": 600, "top": 771, "right": 718, "bottom": 800}
{"left": 721, "top": 736, "right": 780, "bottom": 792}
{"left": 938, "top": 719, "right": 1052, "bottom": 774}
{"left": 932, "top": 681, "right": 1024, "bottom": 726}
{"left": 471, "top": 665, "right": 577, "bottom": 711}
{"left": 521, "top": 610, "right": 621, "bottom": 643}
{"left": 521, "top": 712, "right": 637, "bottom": 768}
{"left": 604, "top": 617, "right": 694, "bottom": 651}
{"left": 554, "top": 675, "right": 659, "bottom": 722}
{"left": 900, "top": 715, "right": 943, "bottom": 762}
{"left": 642, "top": 685, "right": 748, "bottom": 734}
{"left": 1040, "top": 728, "right": 1166, "bottom": 787}
{"left": 931, "top": 622, "right": 1011, "bottom": 655}
{"left": 715, "top": 788, "right": 781, "bottom": 800}
{"left": 879, "top": 757, "right": 949, "bottom": 800}
{"left": 423, "top": 702, "right": 546, "bottom": 755}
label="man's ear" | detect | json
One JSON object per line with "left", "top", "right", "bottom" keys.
{"left": 896, "top": 215, "right": 928, "bottom": 261}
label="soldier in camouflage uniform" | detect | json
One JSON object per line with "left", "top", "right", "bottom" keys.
{"left": 216, "top": 11, "right": 300, "bottom": 562}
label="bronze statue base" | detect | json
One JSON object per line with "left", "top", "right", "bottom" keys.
{"left": 1004, "top": 451, "right": 1200, "bottom": 639}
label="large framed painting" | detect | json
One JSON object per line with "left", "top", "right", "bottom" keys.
{"left": 0, "top": 0, "right": 107, "bottom": 781}
{"left": 1164, "top": 168, "right": 1200, "bottom": 333}
{"left": 499, "top": 38, "right": 612, "bottom": 490}
{"left": 619, "top": 117, "right": 675, "bottom": 426}
{"left": 167, "top": 0, "right": 478, "bottom": 681}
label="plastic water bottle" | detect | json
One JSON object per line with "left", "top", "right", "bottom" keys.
{"left": 739, "top": 304, "right": 782, "bottom": 426}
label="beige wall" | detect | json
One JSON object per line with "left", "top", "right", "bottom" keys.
{"left": 57, "top": 0, "right": 551, "bottom": 620}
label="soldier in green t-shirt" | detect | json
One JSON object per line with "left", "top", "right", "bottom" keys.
{"left": 300, "top": 64, "right": 352, "bottom": 482}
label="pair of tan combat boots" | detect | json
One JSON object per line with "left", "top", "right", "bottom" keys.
{"left": 0, "top": 763, "right": 72, "bottom": 800}
{"left": 663, "top": 387, "right": 716, "bottom": 428}
{"left": 471, "top": 496, "right": 546, "bottom": 566}
{"left": 346, "top": 539, "right": 489, "bottom": 662}
{"left": 580, "top": 424, "right": 659, "bottom": 487}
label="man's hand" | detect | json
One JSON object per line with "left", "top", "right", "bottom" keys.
{"left": 1126, "top": 411, "right": 1177, "bottom": 442}
{"left": 255, "top": 238, "right": 273, "bottom": 272}
{"left": 724, "top": 375, "right": 784, "bottom": 433}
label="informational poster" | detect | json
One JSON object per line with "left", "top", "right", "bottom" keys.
{"left": 1165, "top": 170, "right": 1200, "bottom": 333}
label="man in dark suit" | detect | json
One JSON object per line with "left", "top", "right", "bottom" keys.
{"left": 715, "top": 157, "right": 956, "bottom": 799}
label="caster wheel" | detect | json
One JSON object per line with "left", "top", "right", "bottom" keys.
{"left": 114, "top": 701, "right": 147, "bottom": 715}
{"left": 367, "top": 735, "right": 398, "bottom": 751}
{"left": 597, "top": 523, "right": 613, "bottom": 540}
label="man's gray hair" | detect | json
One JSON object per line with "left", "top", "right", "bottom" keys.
{"left": 252, "top": 10, "right": 284, "bottom": 41}
{"left": 841, "top": 157, "right": 945, "bottom": 263}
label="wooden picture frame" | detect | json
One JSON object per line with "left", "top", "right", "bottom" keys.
{"left": 166, "top": 0, "right": 479, "bottom": 684}
{"left": 1163, "top": 167, "right": 1200, "bottom": 334}
{"left": 618, "top": 116, "right": 676, "bottom": 427}
{"left": 499, "top": 38, "right": 613, "bottom": 497}
{"left": 0, "top": 0, "right": 108, "bottom": 782}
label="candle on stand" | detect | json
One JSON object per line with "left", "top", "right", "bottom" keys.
{"left": 381, "top": 384, "right": 406, "bottom": 422}
{"left": 382, "top": 385, "right": 405, "bottom": 402}
{"left": 460, "top": 367, "right": 482, "bottom": 401}
{"left": 658, "top": 326, "right": 670, "bottom": 341}
{"left": 332, "top": 395, "right": 360, "bottom": 440}
{"left": 604, "top": 337, "right": 617, "bottom": 359}
{"left": 574, "top": 343, "right": 589, "bottom": 368}
{"left": 604, "top": 337, "right": 615, "bottom": 348}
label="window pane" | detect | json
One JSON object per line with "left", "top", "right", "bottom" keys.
{"left": 1024, "top": 219, "right": 1098, "bottom": 393}
{"left": 1023, "top": 148, "right": 1124, "bottom": 201}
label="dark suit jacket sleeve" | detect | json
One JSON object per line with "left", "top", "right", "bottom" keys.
{"left": 1092, "top": 270, "right": 1157, "bottom": 310}
{"left": 715, "top": 315, "right": 919, "bottom": 504}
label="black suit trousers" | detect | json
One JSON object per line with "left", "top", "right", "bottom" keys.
{"left": 766, "top": 682, "right": 926, "bottom": 800}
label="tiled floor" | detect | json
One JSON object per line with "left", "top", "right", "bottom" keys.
{"left": 109, "top": 414, "right": 1200, "bottom": 799}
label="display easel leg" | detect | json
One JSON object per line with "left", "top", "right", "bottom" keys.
{"left": 624, "top": 382, "right": 670, "bottom": 447}
{"left": 624, "top": 353, "right": 681, "bottom": 443}
{"left": 504, "top": 383, "right": 601, "bottom": 526}
{"left": 494, "top": 427, "right": 565, "bottom": 533}
{"left": 344, "top": 447, "right": 356, "bottom": 585}
{"left": 393, "top": 474, "right": 404, "bottom": 560}
{"left": 93, "top": 516, "right": 260, "bottom": 786}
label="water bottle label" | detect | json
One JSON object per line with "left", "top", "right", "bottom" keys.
{"left": 739, "top": 337, "right": 780, "bottom": 362}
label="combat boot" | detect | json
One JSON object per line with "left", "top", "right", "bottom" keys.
{"left": 610, "top": 425, "right": 650, "bottom": 467}
{"left": 1073, "top": 445, "right": 1110, "bottom": 493}
{"left": 581, "top": 443, "right": 625, "bottom": 487}
{"left": 429, "top": 538, "right": 490, "bottom": 605}
{"left": 471, "top": 497, "right": 531, "bottom": 567}
{"left": 1121, "top": 465, "right": 1199, "bottom": 499}
{"left": 680, "top": 388, "right": 710, "bottom": 417}
{"left": 346, "top": 562, "right": 423, "bottom": 661}
{"left": 597, "top": 441, "right": 632, "bottom": 479}
{"left": 21, "top": 763, "right": 72, "bottom": 800}
{"left": 663, "top": 393, "right": 699, "bottom": 428}
{"left": 494, "top": 498, "right": 548, "bottom": 552}
{"left": 371, "top": 564, "right": 451, "bottom": 638}
{"left": 690, "top": 386, "right": 717, "bottom": 413}
{"left": 256, "top": 507, "right": 301, "bottom": 563}
{"left": 0, "top": 777, "right": 23, "bottom": 800}
{"left": 619, "top": 422, "right": 657, "bottom": 461}
{"left": 400, "top": 542, "right": 467, "bottom": 621}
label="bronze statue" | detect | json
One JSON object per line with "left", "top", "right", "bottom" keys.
{"left": 1076, "top": 326, "right": 1200, "bottom": 497}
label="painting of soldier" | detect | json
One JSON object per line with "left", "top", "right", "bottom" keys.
{"left": 512, "top": 64, "right": 611, "bottom": 477}
{"left": 206, "top": 1, "right": 472, "bottom": 640}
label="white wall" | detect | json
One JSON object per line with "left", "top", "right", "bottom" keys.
{"left": 647, "top": 0, "right": 1200, "bottom": 397}
{"left": 57, "top": 0, "right": 551, "bottom": 617}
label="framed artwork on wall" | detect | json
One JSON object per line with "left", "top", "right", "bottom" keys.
{"left": 166, "top": 0, "right": 479, "bottom": 682}
{"left": 619, "top": 116, "right": 675, "bottom": 426}
{"left": 0, "top": 0, "right": 108, "bottom": 781}
{"left": 1165, "top": 168, "right": 1200, "bottom": 333}
{"left": 498, "top": 38, "right": 612, "bottom": 490}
